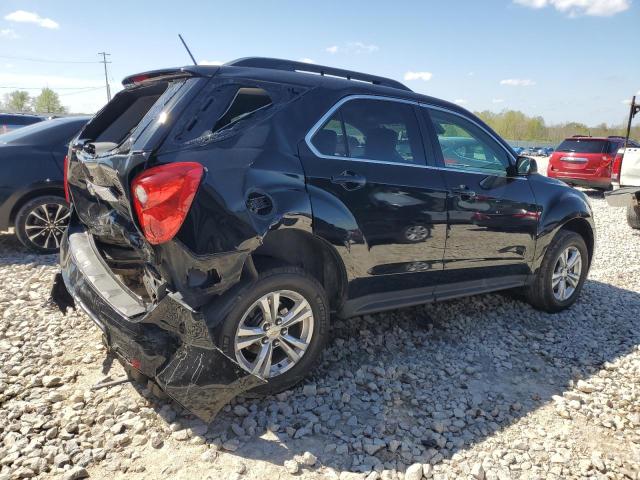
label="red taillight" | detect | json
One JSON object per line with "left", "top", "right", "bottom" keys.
{"left": 63, "top": 155, "right": 70, "bottom": 203}
{"left": 131, "top": 162, "right": 204, "bottom": 245}
{"left": 611, "top": 153, "right": 624, "bottom": 182}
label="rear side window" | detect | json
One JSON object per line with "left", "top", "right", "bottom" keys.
{"left": 556, "top": 139, "right": 607, "bottom": 154}
{"left": 606, "top": 141, "right": 622, "bottom": 154}
{"left": 212, "top": 88, "right": 272, "bottom": 133}
{"left": 311, "top": 98, "right": 425, "bottom": 165}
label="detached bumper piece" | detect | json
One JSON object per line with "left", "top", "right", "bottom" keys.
{"left": 605, "top": 186, "right": 640, "bottom": 207}
{"left": 53, "top": 225, "right": 266, "bottom": 421}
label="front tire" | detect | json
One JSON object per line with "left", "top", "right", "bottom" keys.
{"left": 14, "top": 195, "right": 70, "bottom": 254}
{"left": 525, "top": 230, "right": 589, "bottom": 313}
{"left": 626, "top": 205, "right": 640, "bottom": 230}
{"left": 216, "top": 266, "right": 329, "bottom": 396}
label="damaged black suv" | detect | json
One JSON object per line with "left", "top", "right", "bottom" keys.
{"left": 55, "top": 58, "right": 595, "bottom": 420}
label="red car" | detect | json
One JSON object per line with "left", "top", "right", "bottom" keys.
{"left": 547, "top": 136, "right": 638, "bottom": 190}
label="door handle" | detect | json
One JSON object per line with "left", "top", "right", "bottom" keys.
{"left": 331, "top": 171, "right": 367, "bottom": 191}
{"left": 451, "top": 185, "right": 477, "bottom": 199}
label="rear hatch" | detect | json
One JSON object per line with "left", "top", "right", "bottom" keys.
{"left": 67, "top": 69, "right": 211, "bottom": 246}
{"left": 550, "top": 138, "right": 615, "bottom": 174}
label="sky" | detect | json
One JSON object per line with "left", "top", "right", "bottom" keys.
{"left": 0, "top": 0, "right": 638, "bottom": 125}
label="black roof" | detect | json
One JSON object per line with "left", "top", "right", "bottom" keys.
{"left": 122, "top": 57, "right": 473, "bottom": 121}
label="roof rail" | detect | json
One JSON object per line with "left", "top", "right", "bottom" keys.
{"left": 225, "top": 57, "right": 412, "bottom": 92}
{"left": 572, "top": 134, "right": 592, "bottom": 137}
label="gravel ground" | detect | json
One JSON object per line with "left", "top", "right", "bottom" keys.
{"left": 1, "top": 187, "right": 640, "bottom": 480}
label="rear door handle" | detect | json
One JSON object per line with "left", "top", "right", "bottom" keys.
{"left": 331, "top": 171, "right": 367, "bottom": 191}
{"left": 451, "top": 185, "right": 477, "bottom": 198}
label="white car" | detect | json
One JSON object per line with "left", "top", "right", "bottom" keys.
{"left": 606, "top": 146, "right": 640, "bottom": 229}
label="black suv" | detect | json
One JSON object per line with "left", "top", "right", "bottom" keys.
{"left": 54, "top": 58, "right": 595, "bottom": 420}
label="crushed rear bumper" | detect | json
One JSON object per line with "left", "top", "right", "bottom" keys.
{"left": 51, "top": 223, "right": 265, "bottom": 421}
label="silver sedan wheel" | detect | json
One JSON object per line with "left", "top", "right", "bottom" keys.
{"left": 552, "top": 246, "right": 582, "bottom": 301}
{"left": 25, "top": 203, "right": 70, "bottom": 250}
{"left": 234, "top": 290, "right": 314, "bottom": 378}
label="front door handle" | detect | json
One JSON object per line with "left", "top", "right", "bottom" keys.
{"left": 331, "top": 171, "right": 367, "bottom": 191}
{"left": 451, "top": 185, "right": 477, "bottom": 199}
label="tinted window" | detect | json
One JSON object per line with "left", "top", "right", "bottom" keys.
{"left": 313, "top": 113, "right": 347, "bottom": 157}
{"left": 427, "top": 109, "right": 510, "bottom": 174}
{"left": 312, "top": 99, "right": 425, "bottom": 165}
{"left": 556, "top": 139, "right": 607, "bottom": 154}
{"left": 607, "top": 140, "right": 622, "bottom": 154}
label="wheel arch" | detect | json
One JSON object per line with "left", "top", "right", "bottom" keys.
{"left": 251, "top": 228, "right": 348, "bottom": 314}
{"left": 9, "top": 186, "right": 66, "bottom": 225}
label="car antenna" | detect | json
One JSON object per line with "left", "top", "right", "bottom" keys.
{"left": 178, "top": 34, "right": 197, "bottom": 66}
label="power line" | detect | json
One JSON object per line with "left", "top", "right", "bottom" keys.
{"left": 98, "top": 52, "right": 112, "bottom": 102}
{"left": 0, "top": 54, "right": 101, "bottom": 64}
{"left": 0, "top": 86, "right": 103, "bottom": 90}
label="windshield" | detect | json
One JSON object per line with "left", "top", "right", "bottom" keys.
{"left": 556, "top": 139, "right": 607, "bottom": 154}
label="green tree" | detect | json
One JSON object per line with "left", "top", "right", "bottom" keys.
{"left": 33, "top": 88, "right": 67, "bottom": 114}
{"left": 3, "top": 90, "right": 32, "bottom": 112}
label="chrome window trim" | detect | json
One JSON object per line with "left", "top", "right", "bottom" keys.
{"left": 303, "top": 94, "right": 523, "bottom": 179}
{"left": 304, "top": 94, "right": 428, "bottom": 168}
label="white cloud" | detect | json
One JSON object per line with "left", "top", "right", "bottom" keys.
{"left": 500, "top": 78, "right": 536, "bottom": 86}
{"left": 199, "top": 60, "right": 223, "bottom": 66}
{"left": 513, "top": 0, "right": 630, "bottom": 16}
{"left": 454, "top": 99, "right": 468, "bottom": 105}
{"left": 492, "top": 98, "right": 505, "bottom": 103}
{"left": 467, "top": 72, "right": 475, "bottom": 77}
{"left": 622, "top": 98, "right": 632, "bottom": 104}
{"left": 404, "top": 71, "right": 433, "bottom": 81}
{"left": 299, "top": 58, "right": 315, "bottom": 64}
{"left": 4, "top": 10, "right": 59, "bottom": 29}
{"left": 0, "top": 28, "right": 19, "bottom": 39}
{"left": 326, "top": 42, "right": 379, "bottom": 54}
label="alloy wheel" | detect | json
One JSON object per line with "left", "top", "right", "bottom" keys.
{"left": 24, "top": 203, "right": 70, "bottom": 250}
{"left": 405, "top": 225, "right": 429, "bottom": 242}
{"left": 234, "top": 290, "right": 314, "bottom": 378}
{"left": 552, "top": 246, "right": 582, "bottom": 301}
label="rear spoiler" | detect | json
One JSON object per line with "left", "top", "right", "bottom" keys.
{"left": 121, "top": 66, "right": 219, "bottom": 88}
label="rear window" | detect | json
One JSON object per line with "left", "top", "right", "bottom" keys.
{"left": 556, "top": 139, "right": 607, "bottom": 154}
{"left": 80, "top": 78, "right": 198, "bottom": 154}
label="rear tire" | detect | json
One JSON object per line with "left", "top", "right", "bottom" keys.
{"left": 216, "top": 266, "right": 329, "bottom": 396}
{"left": 14, "top": 195, "right": 69, "bottom": 254}
{"left": 626, "top": 205, "right": 640, "bottom": 230}
{"left": 525, "top": 230, "right": 589, "bottom": 313}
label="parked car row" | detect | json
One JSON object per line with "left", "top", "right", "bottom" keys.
{"left": 512, "top": 146, "right": 554, "bottom": 157}
{"left": 48, "top": 57, "right": 595, "bottom": 421}
{"left": 547, "top": 135, "right": 640, "bottom": 191}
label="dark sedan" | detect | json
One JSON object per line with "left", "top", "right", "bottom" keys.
{"left": 0, "top": 116, "right": 90, "bottom": 253}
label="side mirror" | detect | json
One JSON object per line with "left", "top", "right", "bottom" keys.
{"left": 515, "top": 156, "right": 538, "bottom": 176}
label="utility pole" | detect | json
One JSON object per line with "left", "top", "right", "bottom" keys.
{"left": 98, "top": 52, "right": 112, "bottom": 102}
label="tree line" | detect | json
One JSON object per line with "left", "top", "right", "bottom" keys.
{"left": 474, "top": 109, "right": 640, "bottom": 144}
{"left": 1, "top": 89, "right": 67, "bottom": 115}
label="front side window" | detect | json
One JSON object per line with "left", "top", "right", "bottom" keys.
{"left": 427, "top": 109, "right": 510, "bottom": 174}
{"left": 311, "top": 98, "right": 425, "bottom": 165}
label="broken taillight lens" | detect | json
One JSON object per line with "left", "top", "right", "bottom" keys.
{"left": 611, "top": 153, "right": 624, "bottom": 182}
{"left": 63, "top": 155, "right": 70, "bottom": 203}
{"left": 131, "top": 162, "right": 204, "bottom": 245}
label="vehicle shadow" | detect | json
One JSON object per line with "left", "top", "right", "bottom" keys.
{"left": 0, "top": 231, "right": 58, "bottom": 267}
{"left": 130, "top": 278, "right": 639, "bottom": 475}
